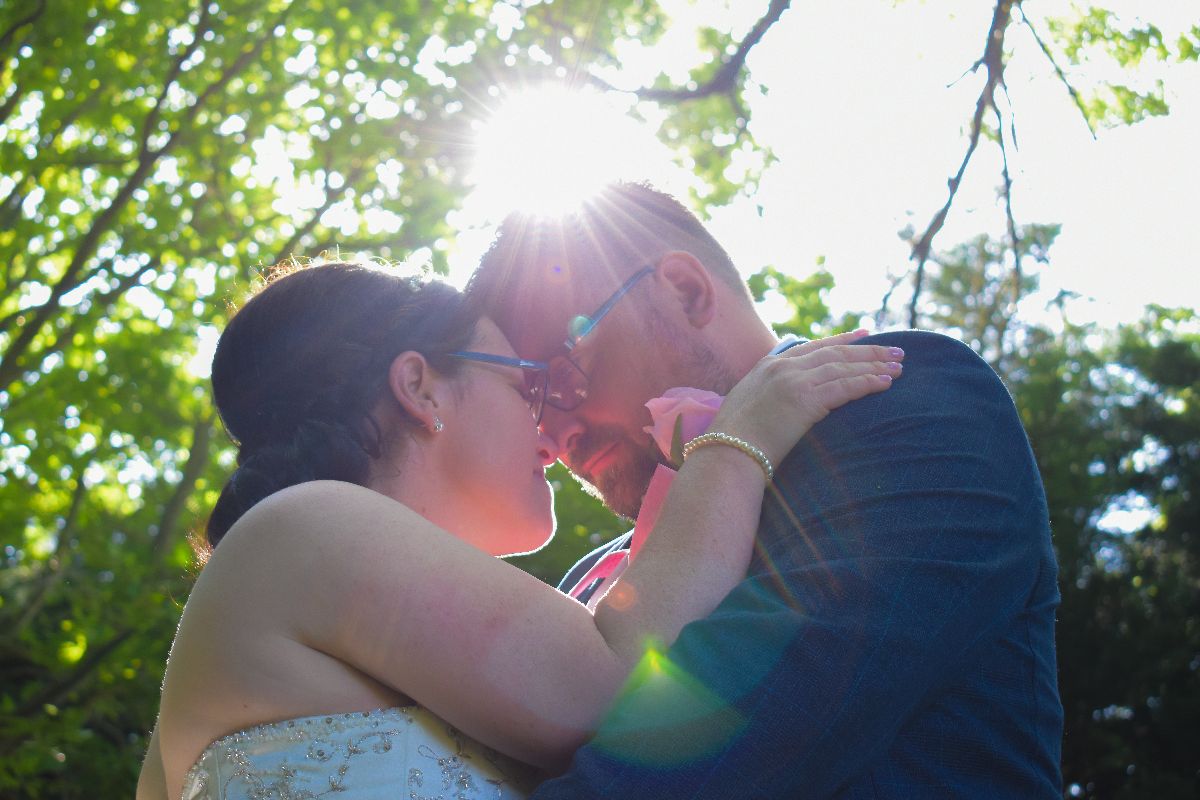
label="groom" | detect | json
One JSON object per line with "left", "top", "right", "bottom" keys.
{"left": 467, "top": 182, "right": 1063, "bottom": 798}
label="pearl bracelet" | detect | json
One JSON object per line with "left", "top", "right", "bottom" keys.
{"left": 681, "top": 431, "right": 774, "bottom": 482}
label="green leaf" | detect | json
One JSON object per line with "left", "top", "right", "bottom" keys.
{"left": 669, "top": 412, "right": 685, "bottom": 468}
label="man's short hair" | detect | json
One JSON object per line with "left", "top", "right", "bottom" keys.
{"left": 467, "top": 181, "right": 751, "bottom": 318}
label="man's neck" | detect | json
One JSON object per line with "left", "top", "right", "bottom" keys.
{"left": 701, "top": 307, "right": 781, "bottom": 386}
{"left": 770, "top": 334, "right": 805, "bottom": 355}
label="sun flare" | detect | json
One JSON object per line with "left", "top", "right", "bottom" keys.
{"left": 467, "top": 85, "right": 679, "bottom": 220}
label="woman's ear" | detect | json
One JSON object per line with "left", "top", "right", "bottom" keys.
{"left": 386, "top": 351, "right": 445, "bottom": 433}
{"left": 656, "top": 251, "right": 717, "bottom": 328}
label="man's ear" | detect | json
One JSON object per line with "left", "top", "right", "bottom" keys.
{"left": 386, "top": 351, "right": 444, "bottom": 432}
{"left": 656, "top": 251, "right": 717, "bottom": 328}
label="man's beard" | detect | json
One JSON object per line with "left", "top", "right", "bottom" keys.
{"left": 569, "top": 313, "right": 738, "bottom": 519}
{"left": 568, "top": 427, "right": 661, "bottom": 519}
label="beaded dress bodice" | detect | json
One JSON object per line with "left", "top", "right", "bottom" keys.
{"left": 181, "top": 706, "right": 538, "bottom": 799}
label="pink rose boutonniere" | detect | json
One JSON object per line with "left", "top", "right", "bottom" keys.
{"left": 643, "top": 388, "right": 725, "bottom": 468}
{"left": 567, "top": 387, "right": 723, "bottom": 609}
{"left": 631, "top": 388, "right": 724, "bottom": 560}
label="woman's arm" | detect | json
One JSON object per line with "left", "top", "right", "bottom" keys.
{"left": 135, "top": 722, "right": 168, "bottom": 800}
{"left": 197, "top": 337, "right": 900, "bottom": 770}
{"left": 592, "top": 333, "right": 902, "bottom": 662}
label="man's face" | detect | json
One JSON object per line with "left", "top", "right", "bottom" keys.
{"left": 493, "top": 260, "right": 726, "bottom": 518}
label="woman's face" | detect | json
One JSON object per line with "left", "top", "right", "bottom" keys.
{"left": 436, "top": 318, "right": 557, "bottom": 556}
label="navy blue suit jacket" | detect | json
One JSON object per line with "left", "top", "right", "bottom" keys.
{"left": 536, "top": 331, "right": 1063, "bottom": 798}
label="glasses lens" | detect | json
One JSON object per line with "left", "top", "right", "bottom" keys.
{"left": 546, "top": 356, "right": 588, "bottom": 411}
{"left": 524, "top": 369, "right": 547, "bottom": 423}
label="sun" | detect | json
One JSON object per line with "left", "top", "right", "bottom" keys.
{"left": 467, "top": 84, "right": 680, "bottom": 220}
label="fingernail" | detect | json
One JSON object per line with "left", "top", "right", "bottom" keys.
{"left": 886, "top": 361, "right": 903, "bottom": 373}
{"left": 878, "top": 373, "right": 893, "bottom": 383}
{"left": 855, "top": 328, "right": 870, "bottom": 336}
{"left": 888, "top": 347, "right": 905, "bottom": 358}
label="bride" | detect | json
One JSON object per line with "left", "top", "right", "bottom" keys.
{"left": 137, "top": 260, "right": 902, "bottom": 799}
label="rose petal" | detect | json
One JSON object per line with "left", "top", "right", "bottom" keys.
{"left": 643, "top": 387, "right": 724, "bottom": 460}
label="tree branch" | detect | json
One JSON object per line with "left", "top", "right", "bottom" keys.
{"left": 1017, "top": 3, "right": 1097, "bottom": 140}
{"left": 39, "top": 88, "right": 103, "bottom": 152}
{"left": 0, "top": 0, "right": 45, "bottom": 112}
{"left": 874, "top": 269, "right": 907, "bottom": 329}
{"left": 0, "top": 92, "right": 101, "bottom": 201}
{"left": 12, "top": 474, "right": 87, "bottom": 634}
{"left": 0, "top": 82, "right": 26, "bottom": 128}
{"left": 271, "top": 195, "right": 341, "bottom": 266}
{"left": 152, "top": 415, "right": 214, "bottom": 558}
{"left": 906, "top": 0, "right": 1013, "bottom": 328}
{"left": 993, "top": 101, "right": 1022, "bottom": 348}
{"left": 0, "top": 175, "right": 29, "bottom": 247}
{"left": 0, "top": 256, "right": 127, "bottom": 338}
{"left": 176, "top": 5, "right": 292, "bottom": 149}
{"left": 138, "top": 0, "right": 212, "bottom": 156}
{"left": 0, "top": 0, "right": 44, "bottom": 56}
{"left": 0, "top": 4, "right": 293, "bottom": 390}
{"left": 0, "top": 93, "right": 107, "bottom": 269}
{"left": 270, "top": 161, "right": 366, "bottom": 265}
{"left": 586, "top": 0, "right": 790, "bottom": 103}
{"left": 0, "top": 261, "right": 177, "bottom": 420}
{"left": 15, "top": 627, "right": 134, "bottom": 717}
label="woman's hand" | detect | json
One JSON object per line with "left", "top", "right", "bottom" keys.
{"left": 707, "top": 330, "right": 903, "bottom": 469}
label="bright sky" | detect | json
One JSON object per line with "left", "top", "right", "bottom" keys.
{"left": 451, "top": 0, "right": 1200, "bottom": 331}
{"left": 198, "top": 1, "right": 1197, "bottom": 384}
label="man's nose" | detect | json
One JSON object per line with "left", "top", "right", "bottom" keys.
{"left": 539, "top": 405, "right": 584, "bottom": 466}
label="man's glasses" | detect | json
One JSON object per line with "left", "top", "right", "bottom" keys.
{"left": 544, "top": 266, "right": 655, "bottom": 415}
{"left": 564, "top": 266, "right": 655, "bottom": 351}
{"left": 448, "top": 267, "right": 653, "bottom": 426}
{"left": 448, "top": 351, "right": 550, "bottom": 424}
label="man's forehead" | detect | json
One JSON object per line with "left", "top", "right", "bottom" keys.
{"left": 490, "top": 252, "right": 632, "bottom": 360}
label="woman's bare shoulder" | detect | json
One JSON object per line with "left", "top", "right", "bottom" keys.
{"left": 247, "top": 479, "right": 394, "bottom": 520}
{"left": 187, "top": 480, "right": 434, "bottom": 632}
{"left": 216, "top": 480, "right": 423, "bottom": 552}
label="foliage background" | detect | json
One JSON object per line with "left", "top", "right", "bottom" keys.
{"left": 0, "top": 1, "right": 1196, "bottom": 797}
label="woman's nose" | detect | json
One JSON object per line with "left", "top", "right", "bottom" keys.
{"left": 536, "top": 429, "right": 560, "bottom": 467}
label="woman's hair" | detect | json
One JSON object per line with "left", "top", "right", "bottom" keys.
{"left": 203, "top": 261, "right": 479, "bottom": 551}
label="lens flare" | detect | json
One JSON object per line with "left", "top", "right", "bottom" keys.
{"left": 468, "top": 85, "right": 678, "bottom": 219}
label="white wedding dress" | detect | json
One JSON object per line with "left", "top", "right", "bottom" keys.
{"left": 181, "top": 705, "right": 539, "bottom": 799}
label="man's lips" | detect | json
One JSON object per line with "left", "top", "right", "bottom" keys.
{"left": 579, "top": 442, "right": 618, "bottom": 481}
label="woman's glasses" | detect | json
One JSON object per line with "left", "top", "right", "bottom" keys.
{"left": 448, "top": 266, "right": 654, "bottom": 426}
{"left": 448, "top": 351, "right": 550, "bottom": 424}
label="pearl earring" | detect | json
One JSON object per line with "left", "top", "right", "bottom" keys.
{"left": 432, "top": 417, "right": 444, "bottom": 433}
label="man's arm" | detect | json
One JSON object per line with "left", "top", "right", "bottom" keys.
{"left": 533, "top": 331, "right": 1057, "bottom": 798}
